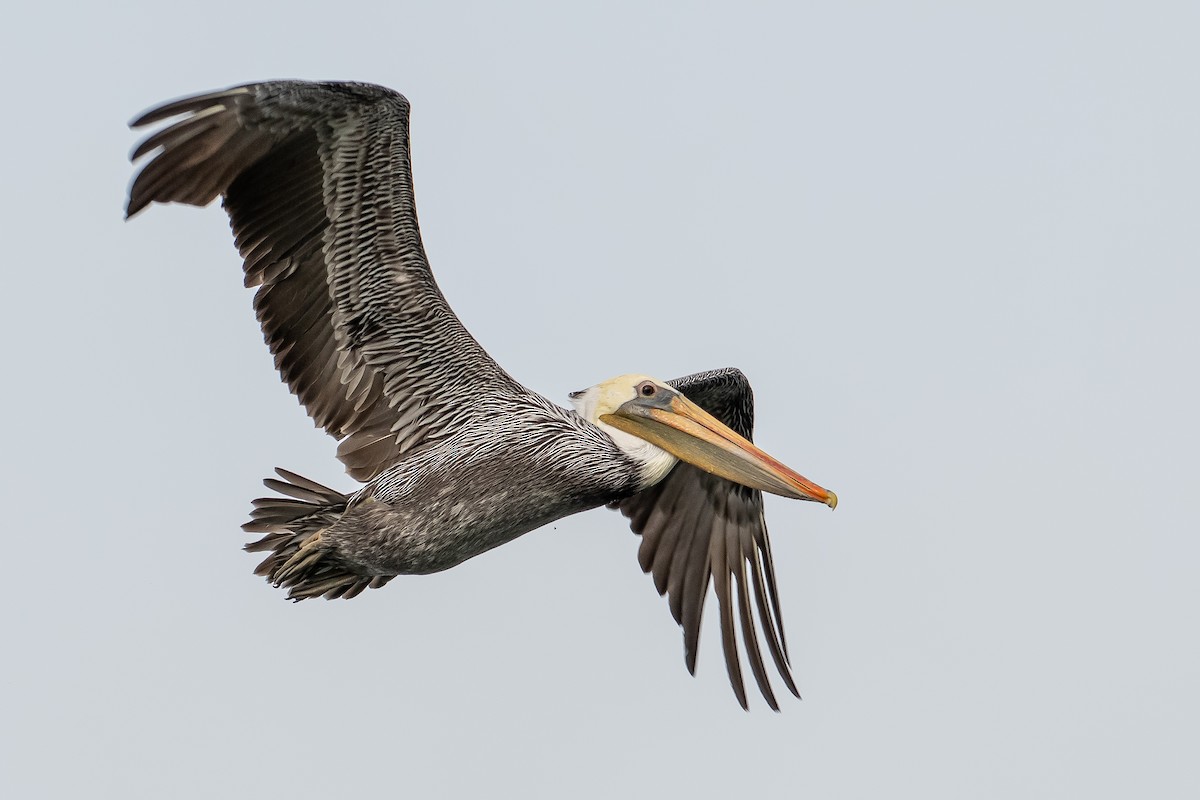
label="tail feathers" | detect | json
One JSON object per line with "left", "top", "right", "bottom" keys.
{"left": 242, "top": 468, "right": 393, "bottom": 601}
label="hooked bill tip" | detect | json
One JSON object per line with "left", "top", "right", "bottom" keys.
{"left": 825, "top": 491, "right": 838, "bottom": 510}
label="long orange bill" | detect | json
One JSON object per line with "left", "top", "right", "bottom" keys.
{"left": 602, "top": 394, "right": 837, "bottom": 507}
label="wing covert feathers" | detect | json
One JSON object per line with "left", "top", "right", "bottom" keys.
{"left": 127, "top": 81, "right": 518, "bottom": 482}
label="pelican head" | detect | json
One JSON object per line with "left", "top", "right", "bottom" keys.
{"left": 571, "top": 374, "right": 837, "bottom": 507}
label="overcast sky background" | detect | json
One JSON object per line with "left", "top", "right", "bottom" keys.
{"left": 3, "top": 2, "right": 1197, "bottom": 797}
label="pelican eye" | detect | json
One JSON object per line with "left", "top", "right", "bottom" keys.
{"left": 637, "top": 381, "right": 657, "bottom": 397}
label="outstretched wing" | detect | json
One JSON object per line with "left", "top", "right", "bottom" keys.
{"left": 609, "top": 368, "right": 800, "bottom": 710}
{"left": 127, "top": 81, "right": 522, "bottom": 481}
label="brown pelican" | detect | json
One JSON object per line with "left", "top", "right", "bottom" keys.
{"left": 126, "top": 81, "right": 836, "bottom": 709}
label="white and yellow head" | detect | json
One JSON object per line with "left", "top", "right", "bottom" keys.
{"left": 570, "top": 374, "right": 837, "bottom": 506}
{"left": 570, "top": 374, "right": 680, "bottom": 487}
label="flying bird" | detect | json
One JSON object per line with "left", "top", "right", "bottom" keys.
{"left": 126, "top": 80, "right": 836, "bottom": 709}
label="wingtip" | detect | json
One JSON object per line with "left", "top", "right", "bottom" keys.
{"left": 124, "top": 191, "right": 149, "bottom": 220}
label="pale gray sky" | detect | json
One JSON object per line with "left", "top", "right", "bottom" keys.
{"left": 3, "top": 2, "right": 1198, "bottom": 797}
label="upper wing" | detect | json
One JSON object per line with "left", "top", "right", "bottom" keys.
{"left": 127, "top": 81, "right": 521, "bottom": 481}
{"left": 609, "top": 368, "right": 800, "bottom": 710}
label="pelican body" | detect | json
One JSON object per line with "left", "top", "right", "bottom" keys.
{"left": 291, "top": 389, "right": 637, "bottom": 578}
{"left": 126, "top": 81, "right": 835, "bottom": 709}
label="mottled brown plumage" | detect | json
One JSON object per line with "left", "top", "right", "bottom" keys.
{"left": 127, "top": 81, "right": 834, "bottom": 709}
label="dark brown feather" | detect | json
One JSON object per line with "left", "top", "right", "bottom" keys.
{"left": 609, "top": 367, "right": 802, "bottom": 709}
{"left": 127, "top": 81, "right": 522, "bottom": 482}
